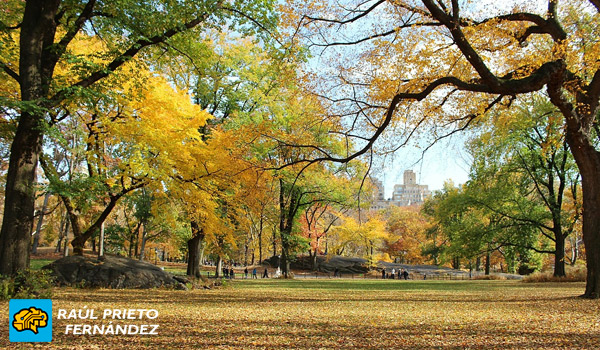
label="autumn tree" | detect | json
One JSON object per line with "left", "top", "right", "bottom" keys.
{"left": 328, "top": 213, "right": 388, "bottom": 265}
{"left": 290, "top": 0, "right": 600, "bottom": 297}
{"left": 383, "top": 205, "right": 431, "bottom": 264}
{"left": 301, "top": 203, "right": 340, "bottom": 270}
{"left": 149, "top": 31, "right": 295, "bottom": 276}
{"left": 0, "top": 0, "right": 276, "bottom": 275}
{"left": 466, "top": 95, "right": 581, "bottom": 276}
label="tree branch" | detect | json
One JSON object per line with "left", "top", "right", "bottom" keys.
{"left": 47, "top": 11, "right": 213, "bottom": 107}
{"left": 51, "top": 0, "right": 97, "bottom": 67}
{"left": 0, "top": 60, "right": 19, "bottom": 83}
{"left": 304, "top": 0, "right": 386, "bottom": 26}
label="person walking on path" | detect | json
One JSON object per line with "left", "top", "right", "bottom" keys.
{"left": 244, "top": 267, "right": 248, "bottom": 279}
{"left": 252, "top": 268, "right": 257, "bottom": 279}
{"left": 262, "top": 268, "right": 269, "bottom": 278}
{"left": 381, "top": 269, "right": 386, "bottom": 279}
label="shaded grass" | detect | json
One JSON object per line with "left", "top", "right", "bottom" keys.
{"left": 1, "top": 279, "right": 598, "bottom": 349}
{"left": 29, "top": 259, "right": 55, "bottom": 270}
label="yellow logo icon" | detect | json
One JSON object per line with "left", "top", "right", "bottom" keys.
{"left": 12, "top": 307, "right": 49, "bottom": 334}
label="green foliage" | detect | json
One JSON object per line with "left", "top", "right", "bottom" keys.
{"left": 104, "top": 224, "right": 128, "bottom": 255}
{"left": 0, "top": 269, "right": 54, "bottom": 300}
{"left": 29, "top": 259, "right": 56, "bottom": 271}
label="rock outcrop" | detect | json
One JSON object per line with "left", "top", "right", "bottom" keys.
{"left": 44, "top": 255, "right": 186, "bottom": 289}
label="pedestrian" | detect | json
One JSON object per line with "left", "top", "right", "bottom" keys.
{"left": 403, "top": 270, "right": 409, "bottom": 280}
{"left": 391, "top": 268, "right": 396, "bottom": 279}
{"left": 244, "top": 267, "right": 248, "bottom": 279}
{"left": 397, "top": 269, "right": 402, "bottom": 280}
{"left": 262, "top": 268, "right": 269, "bottom": 278}
{"left": 252, "top": 268, "right": 257, "bottom": 279}
{"left": 230, "top": 268, "right": 235, "bottom": 279}
{"left": 381, "top": 269, "right": 386, "bottom": 279}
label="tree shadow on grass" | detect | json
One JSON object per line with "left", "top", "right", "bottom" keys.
{"left": 19, "top": 316, "right": 598, "bottom": 350}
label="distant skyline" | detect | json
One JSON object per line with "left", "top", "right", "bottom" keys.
{"left": 373, "top": 136, "right": 471, "bottom": 197}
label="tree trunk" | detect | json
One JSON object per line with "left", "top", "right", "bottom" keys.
{"left": 560, "top": 115, "right": 600, "bottom": 297}
{"left": 0, "top": 0, "right": 61, "bottom": 275}
{"left": 186, "top": 221, "right": 204, "bottom": 278}
{"left": 570, "top": 236, "right": 579, "bottom": 266}
{"left": 139, "top": 222, "right": 147, "bottom": 261}
{"left": 0, "top": 113, "right": 43, "bottom": 274}
{"left": 279, "top": 178, "right": 301, "bottom": 278}
{"left": 485, "top": 251, "right": 491, "bottom": 275}
{"left": 311, "top": 249, "right": 318, "bottom": 271}
{"left": 70, "top": 197, "right": 119, "bottom": 255}
{"left": 580, "top": 168, "right": 600, "bottom": 298}
{"left": 258, "top": 215, "right": 263, "bottom": 264}
{"left": 244, "top": 240, "right": 249, "bottom": 267}
{"left": 272, "top": 224, "right": 277, "bottom": 257}
{"left": 32, "top": 192, "right": 51, "bottom": 254}
{"left": 199, "top": 241, "right": 205, "bottom": 267}
{"left": 55, "top": 213, "right": 67, "bottom": 253}
{"left": 280, "top": 227, "right": 292, "bottom": 278}
{"left": 63, "top": 217, "right": 70, "bottom": 257}
{"left": 134, "top": 226, "right": 140, "bottom": 258}
{"left": 216, "top": 256, "right": 223, "bottom": 278}
{"left": 128, "top": 233, "right": 135, "bottom": 258}
{"left": 452, "top": 257, "right": 460, "bottom": 270}
{"left": 186, "top": 235, "right": 203, "bottom": 277}
{"left": 554, "top": 231, "right": 566, "bottom": 277}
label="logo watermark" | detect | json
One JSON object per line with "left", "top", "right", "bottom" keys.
{"left": 9, "top": 299, "right": 53, "bottom": 342}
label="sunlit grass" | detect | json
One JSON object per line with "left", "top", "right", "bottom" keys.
{"left": 29, "top": 259, "right": 55, "bottom": 271}
{"left": 1, "top": 279, "right": 598, "bottom": 349}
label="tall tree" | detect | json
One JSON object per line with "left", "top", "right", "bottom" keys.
{"left": 0, "top": 0, "right": 276, "bottom": 275}
{"left": 467, "top": 95, "right": 581, "bottom": 276}
{"left": 291, "top": 0, "right": 600, "bottom": 298}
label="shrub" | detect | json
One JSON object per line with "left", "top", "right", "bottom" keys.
{"left": 472, "top": 274, "right": 507, "bottom": 280}
{"left": 0, "top": 269, "right": 54, "bottom": 300}
{"left": 523, "top": 266, "right": 587, "bottom": 283}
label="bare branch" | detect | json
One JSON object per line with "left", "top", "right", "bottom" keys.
{"left": 304, "top": 0, "right": 386, "bottom": 26}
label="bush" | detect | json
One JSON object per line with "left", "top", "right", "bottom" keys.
{"left": 0, "top": 269, "right": 54, "bottom": 300}
{"left": 523, "top": 265, "right": 587, "bottom": 283}
{"left": 472, "top": 274, "right": 507, "bottom": 280}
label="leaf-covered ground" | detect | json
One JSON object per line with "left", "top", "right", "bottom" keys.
{"left": 1, "top": 280, "right": 599, "bottom": 349}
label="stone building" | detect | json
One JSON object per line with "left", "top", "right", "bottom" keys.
{"left": 370, "top": 170, "right": 431, "bottom": 210}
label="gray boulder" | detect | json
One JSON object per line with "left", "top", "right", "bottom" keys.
{"left": 44, "top": 255, "right": 186, "bottom": 289}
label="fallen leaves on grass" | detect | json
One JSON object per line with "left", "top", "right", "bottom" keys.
{"left": 0, "top": 280, "right": 598, "bottom": 349}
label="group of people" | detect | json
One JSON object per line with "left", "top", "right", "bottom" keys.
{"left": 241, "top": 267, "right": 270, "bottom": 279}
{"left": 223, "top": 266, "right": 236, "bottom": 279}
{"left": 225, "top": 265, "right": 411, "bottom": 280}
{"left": 382, "top": 268, "right": 409, "bottom": 280}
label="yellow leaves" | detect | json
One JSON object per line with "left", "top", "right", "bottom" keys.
{"left": 23, "top": 280, "right": 595, "bottom": 350}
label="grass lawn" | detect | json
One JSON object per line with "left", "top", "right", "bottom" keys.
{"left": 1, "top": 279, "right": 598, "bottom": 349}
{"left": 29, "top": 259, "right": 56, "bottom": 271}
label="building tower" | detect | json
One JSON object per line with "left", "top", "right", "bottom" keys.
{"left": 403, "top": 170, "right": 417, "bottom": 185}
